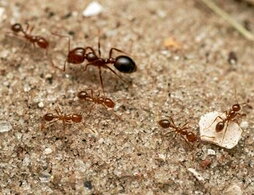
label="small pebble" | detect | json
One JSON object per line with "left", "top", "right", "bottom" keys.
{"left": 199, "top": 112, "right": 242, "bottom": 149}
{"left": 240, "top": 121, "right": 248, "bottom": 129}
{"left": 82, "top": 1, "right": 103, "bottom": 17}
{"left": 0, "top": 7, "right": 6, "bottom": 23}
{"left": 0, "top": 121, "right": 12, "bottom": 133}
{"left": 188, "top": 168, "right": 205, "bottom": 182}
{"left": 207, "top": 149, "right": 216, "bottom": 156}
{"left": 224, "top": 184, "right": 242, "bottom": 195}
{"left": 44, "top": 148, "right": 53, "bottom": 155}
{"left": 38, "top": 102, "right": 44, "bottom": 108}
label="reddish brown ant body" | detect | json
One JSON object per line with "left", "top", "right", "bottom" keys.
{"left": 11, "top": 23, "right": 49, "bottom": 51}
{"left": 77, "top": 89, "right": 115, "bottom": 109}
{"left": 52, "top": 33, "right": 137, "bottom": 91}
{"left": 77, "top": 89, "right": 122, "bottom": 120}
{"left": 41, "top": 108, "right": 82, "bottom": 130}
{"left": 158, "top": 117, "right": 197, "bottom": 143}
{"left": 208, "top": 103, "right": 246, "bottom": 141}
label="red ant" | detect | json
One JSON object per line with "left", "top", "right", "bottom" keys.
{"left": 41, "top": 108, "right": 82, "bottom": 130}
{"left": 51, "top": 33, "right": 137, "bottom": 91}
{"left": 158, "top": 117, "right": 197, "bottom": 143}
{"left": 77, "top": 89, "right": 122, "bottom": 120}
{"left": 208, "top": 103, "right": 246, "bottom": 141}
{"left": 77, "top": 89, "right": 115, "bottom": 110}
{"left": 10, "top": 23, "right": 49, "bottom": 52}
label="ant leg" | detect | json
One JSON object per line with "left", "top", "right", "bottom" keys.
{"left": 105, "top": 65, "right": 127, "bottom": 83}
{"left": 205, "top": 115, "right": 224, "bottom": 130}
{"left": 98, "top": 36, "right": 101, "bottom": 57}
{"left": 98, "top": 67, "right": 105, "bottom": 93}
{"left": 83, "top": 63, "right": 93, "bottom": 72}
{"left": 101, "top": 104, "right": 123, "bottom": 121}
{"left": 109, "top": 48, "right": 128, "bottom": 58}
{"left": 87, "top": 104, "right": 96, "bottom": 116}
{"left": 221, "top": 121, "right": 229, "bottom": 143}
{"left": 49, "top": 55, "right": 66, "bottom": 71}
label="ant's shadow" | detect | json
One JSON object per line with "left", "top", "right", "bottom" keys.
{"left": 68, "top": 65, "right": 133, "bottom": 93}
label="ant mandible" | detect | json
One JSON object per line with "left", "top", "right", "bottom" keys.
{"left": 52, "top": 33, "right": 137, "bottom": 92}
{"left": 41, "top": 108, "right": 82, "bottom": 130}
{"left": 11, "top": 23, "right": 49, "bottom": 52}
{"left": 158, "top": 117, "right": 198, "bottom": 143}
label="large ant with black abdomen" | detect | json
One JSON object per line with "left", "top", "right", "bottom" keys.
{"left": 41, "top": 108, "right": 82, "bottom": 130}
{"left": 51, "top": 33, "right": 137, "bottom": 92}
{"left": 158, "top": 117, "right": 198, "bottom": 143}
{"left": 11, "top": 23, "right": 49, "bottom": 52}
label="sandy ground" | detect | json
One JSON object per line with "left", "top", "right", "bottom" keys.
{"left": 0, "top": 0, "right": 254, "bottom": 194}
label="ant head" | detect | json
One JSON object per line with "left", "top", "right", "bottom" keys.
{"left": 216, "top": 121, "right": 224, "bottom": 132}
{"left": 86, "top": 52, "right": 98, "bottom": 62}
{"left": 114, "top": 55, "right": 137, "bottom": 73}
{"left": 232, "top": 104, "right": 241, "bottom": 112}
{"left": 104, "top": 98, "right": 115, "bottom": 108}
{"left": 43, "top": 113, "right": 54, "bottom": 121}
{"left": 158, "top": 119, "right": 171, "bottom": 128}
{"left": 77, "top": 91, "right": 89, "bottom": 100}
{"left": 11, "top": 23, "right": 23, "bottom": 33}
{"left": 68, "top": 48, "right": 86, "bottom": 64}
{"left": 71, "top": 114, "right": 82, "bottom": 123}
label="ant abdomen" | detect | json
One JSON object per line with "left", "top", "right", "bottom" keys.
{"left": 158, "top": 119, "right": 171, "bottom": 128}
{"left": 71, "top": 114, "right": 82, "bottom": 123}
{"left": 36, "top": 37, "right": 49, "bottom": 49}
{"left": 114, "top": 55, "right": 137, "bottom": 73}
{"left": 104, "top": 98, "right": 115, "bottom": 108}
{"left": 216, "top": 121, "right": 225, "bottom": 132}
{"left": 77, "top": 91, "right": 90, "bottom": 101}
{"left": 43, "top": 113, "right": 55, "bottom": 121}
{"left": 186, "top": 132, "right": 197, "bottom": 142}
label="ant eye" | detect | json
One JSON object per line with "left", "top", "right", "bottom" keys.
{"left": 77, "top": 91, "right": 88, "bottom": 99}
{"left": 11, "top": 23, "right": 23, "bottom": 33}
{"left": 72, "top": 114, "right": 82, "bottom": 123}
{"left": 158, "top": 119, "right": 170, "bottom": 128}
{"left": 44, "top": 113, "right": 54, "bottom": 121}
{"left": 114, "top": 55, "right": 137, "bottom": 73}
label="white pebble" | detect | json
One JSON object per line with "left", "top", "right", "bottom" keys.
{"left": 207, "top": 149, "right": 216, "bottom": 156}
{"left": 44, "top": 148, "right": 53, "bottom": 154}
{"left": 38, "top": 102, "right": 44, "bottom": 108}
{"left": 224, "top": 184, "right": 242, "bottom": 195}
{"left": 240, "top": 121, "right": 248, "bottom": 129}
{"left": 199, "top": 112, "right": 242, "bottom": 149}
{"left": 0, "top": 7, "right": 6, "bottom": 23}
{"left": 188, "top": 168, "right": 205, "bottom": 182}
{"left": 82, "top": 1, "right": 103, "bottom": 17}
{"left": 0, "top": 121, "right": 12, "bottom": 133}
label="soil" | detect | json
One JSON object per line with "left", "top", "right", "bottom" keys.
{"left": 0, "top": 0, "right": 253, "bottom": 194}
